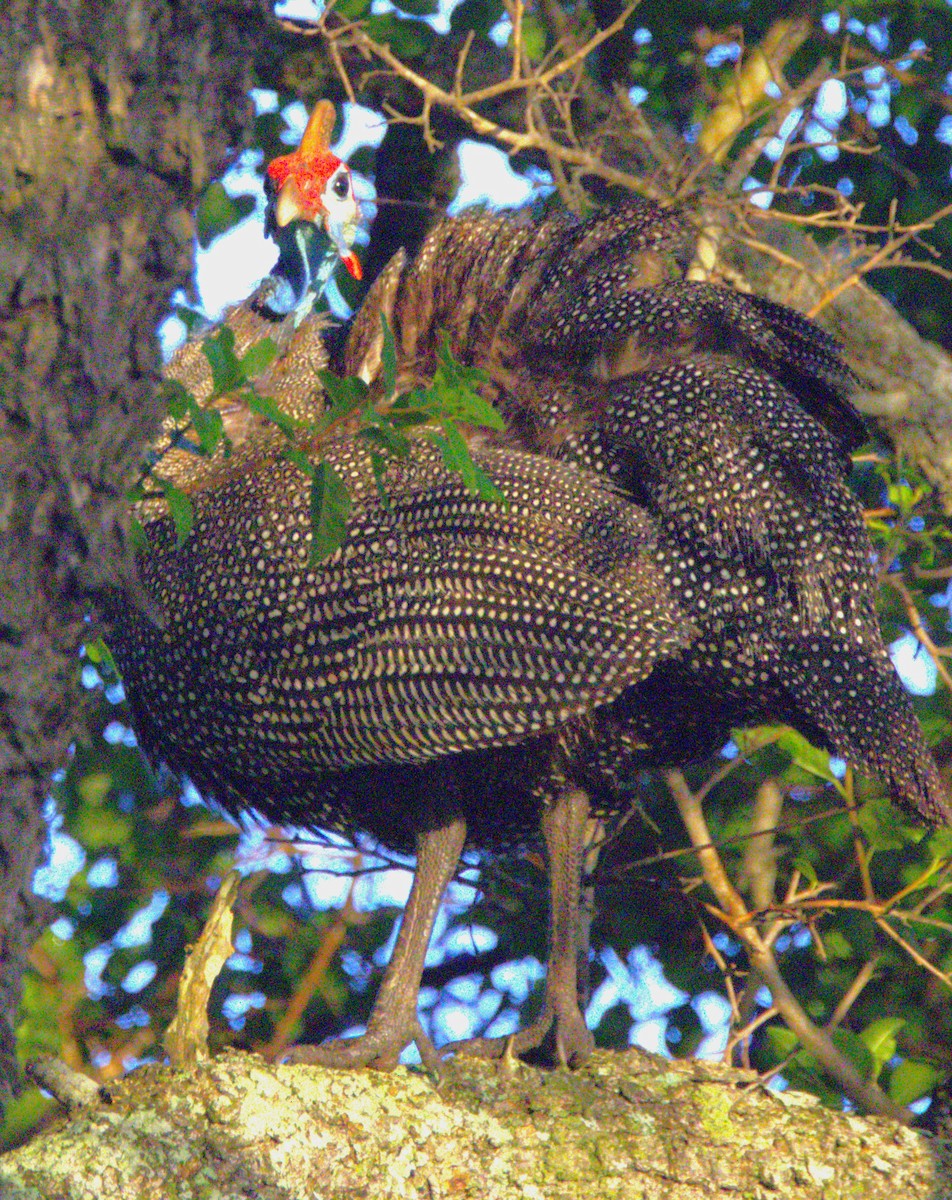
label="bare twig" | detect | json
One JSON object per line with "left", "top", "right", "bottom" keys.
{"left": 738, "top": 779, "right": 783, "bottom": 910}
{"left": 886, "top": 572, "right": 952, "bottom": 692}
{"left": 263, "top": 861, "right": 364, "bottom": 1061}
{"left": 828, "top": 956, "right": 883, "bottom": 1029}
{"left": 666, "top": 769, "right": 908, "bottom": 1121}
{"left": 874, "top": 916, "right": 952, "bottom": 990}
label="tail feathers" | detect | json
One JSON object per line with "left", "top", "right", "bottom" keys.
{"left": 776, "top": 636, "right": 952, "bottom": 826}
{"left": 529, "top": 273, "right": 865, "bottom": 456}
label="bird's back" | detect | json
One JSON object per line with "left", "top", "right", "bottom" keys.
{"left": 343, "top": 199, "right": 948, "bottom": 823}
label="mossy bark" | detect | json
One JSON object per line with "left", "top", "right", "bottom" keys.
{"left": 1, "top": 0, "right": 951, "bottom": 1147}
{"left": 0, "top": 1049, "right": 945, "bottom": 1199}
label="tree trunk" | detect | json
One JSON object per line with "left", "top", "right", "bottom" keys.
{"left": 0, "top": 0, "right": 255, "bottom": 1112}
{"left": 0, "top": 1050, "right": 944, "bottom": 1199}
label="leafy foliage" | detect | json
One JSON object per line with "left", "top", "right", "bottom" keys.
{"left": 142, "top": 314, "right": 504, "bottom": 565}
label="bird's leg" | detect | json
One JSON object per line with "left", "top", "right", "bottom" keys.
{"left": 285, "top": 816, "right": 467, "bottom": 1073}
{"left": 445, "top": 787, "right": 595, "bottom": 1068}
{"left": 534, "top": 786, "right": 597, "bottom": 1066}
{"left": 575, "top": 816, "right": 604, "bottom": 1013}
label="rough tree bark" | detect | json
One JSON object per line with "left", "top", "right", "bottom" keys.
{"left": 0, "top": 0, "right": 256, "bottom": 1112}
{"left": 0, "top": 1050, "right": 946, "bottom": 1198}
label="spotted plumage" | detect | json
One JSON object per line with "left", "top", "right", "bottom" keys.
{"left": 106, "top": 169, "right": 950, "bottom": 1070}
{"left": 113, "top": 440, "right": 691, "bottom": 846}
{"left": 344, "top": 198, "right": 949, "bottom": 825}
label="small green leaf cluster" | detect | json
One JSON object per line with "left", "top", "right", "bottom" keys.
{"left": 689, "top": 729, "right": 952, "bottom": 1112}
{"left": 864, "top": 455, "right": 952, "bottom": 576}
{"left": 131, "top": 325, "right": 279, "bottom": 548}
{"left": 137, "top": 315, "right": 505, "bottom": 565}
{"left": 311, "top": 315, "right": 506, "bottom": 561}
{"left": 763, "top": 1020, "right": 943, "bottom": 1110}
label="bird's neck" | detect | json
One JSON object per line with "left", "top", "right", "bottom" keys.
{"left": 264, "top": 223, "right": 343, "bottom": 326}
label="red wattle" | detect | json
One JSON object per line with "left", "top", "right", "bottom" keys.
{"left": 343, "top": 252, "right": 362, "bottom": 281}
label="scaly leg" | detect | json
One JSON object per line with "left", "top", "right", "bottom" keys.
{"left": 445, "top": 787, "right": 595, "bottom": 1067}
{"left": 286, "top": 816, "right": 467, "bottom": 1073}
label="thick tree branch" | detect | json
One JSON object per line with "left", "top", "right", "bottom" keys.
{"left": 0, "top": 1050, "right": 941, "bottom": 1198}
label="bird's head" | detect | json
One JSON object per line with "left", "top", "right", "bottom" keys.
{"left": 265, "top": 100, "right": 362, "bottom": 282}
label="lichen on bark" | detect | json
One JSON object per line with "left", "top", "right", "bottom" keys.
{"left": 0, "top": 1050, "right": 944, "bottom": 1199}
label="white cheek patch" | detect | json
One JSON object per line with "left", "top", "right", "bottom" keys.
{"left": 324, "top": 170, "right": 360, "bottom": 238}
{"left": 322, "top": 171, "right": 362, "bottom": 279}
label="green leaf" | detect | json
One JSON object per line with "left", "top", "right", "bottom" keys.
{"left": 77, "top": 771, "right": 112, "bottom": 807}
{"left": 316, "top": 370, "right": 370, "bottom": 424}
{"left": 431, "top": 422, "right": 478, "bottom": 491}
{"left": 309, "top": 461, "right": 353, "bottom": 563}
{"left": 172, "top": 305, "right": 206, "bottom": 335}
{"left": 201, "top": 327, "right": 243, "bottom": 396}
{"left": 389, "top": 389, "right": 436, "bottom": 426}
{"left": 240, "top": 337, "right": 278, "bottom": 379}
{"left": 761, "top": 1024, "right": 799, "bottom": 1062}
{"left": 370, "top": 452, "right": 393, "bottom": 511}
{"left": 775, "top": 728, "right": 839, "bottom": 786}
{"left": 926, "top": 826, "right": 952, "bottom": 859}
{"left": 380, "top": 313, "right": 398, "bottom": 398}
{"left": 83, "top": 639, "right": 104, "bottom": 665}
{"left": 359, "top": 421, "right": 412, "bottom": 458}
{"left": 791, "top": 855, "right": 818, "bottom": 887}
{"left": 450, "top": 0, "right": 504, "bottom": 36}
{"left": 388, "top": 407, "right": 432, "bottom": 429}
{"left": 247, "top": 389, "right": 299, "bottom": 439}
{"left": 187, "top": 400, "right": 224, "bottom": 456}
{"left": 438, "top": 382, "right": 506, "bottom": 430}
{"left": 430, "top": 422, "right": 506, "bottom": 505}
{"left": 436, "top": 337, "right": 481, "bottom": 387}
{"left": 857, "top": 794, "right": 916, "bottom": 852}
{"left": 390, "top": 0, "right": 438, "bottom": 17}
{"left": 72, "top": 797, "right": 131, "bottom": 848}
{"left": 763, "top": 1024, "right": 876, "bottom": 1105}
{"left": 820, "top": 929, "right": 854, "bottom": 960}
{"left": 284, "top": 447, "right": 316, "bottom": 480}
{"left": 423, "top": 341, "right": 503, "bottom": 431}
{"left": 392, "top": 388, "right": 429, "bottom": 411}
{"left": 196, "top": 183, "right": 254, "bottom": 249}
{"left": 128, "top": 516, "right": 151, "bottom": 555}
{"left": 469, "top": 462, "right": 507, "bottom": 506}
{"left": 830, "top": 1027, "right": 876, "bottom": 1081}
{"left": 154, "top": 477, "right": 195, "bottom": 546}
{"left": 84, "top": 638, "right": 118, "bottom": 676}
{"left": 364, "top": 13, "right": 433, "bottom": 56}
{"left": 519, "top": 10, "right": 547, "bottom": 61}
{"left": 888, "top": 1059, "right": 944, "bottom": 1107}
{"left": 335, "top": 0, "right": 372, "bottom": 16}
{"left": 860, "top": 1017, "right": 905, "bottom": 1073}
{"left": 161, "top": 379, "right": 191, "bottom": 421}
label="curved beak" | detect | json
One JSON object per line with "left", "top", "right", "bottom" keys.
{"left": 272, "top": 177, "right": 306, "bottom": 230}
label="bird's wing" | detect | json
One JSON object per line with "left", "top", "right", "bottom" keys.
{"left": 128, "top": 442, "right": 692, "bottom": 773}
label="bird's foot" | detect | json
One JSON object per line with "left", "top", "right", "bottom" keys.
{"left": 443, "top": 1004, "right": 594, "bottom": 1069}
{"left": 284, "top": 1017, "right": 443, "bottom": 1077}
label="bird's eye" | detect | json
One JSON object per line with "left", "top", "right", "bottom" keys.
{"left": 332, "top": 171, "right": 350, "bottom": 199}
